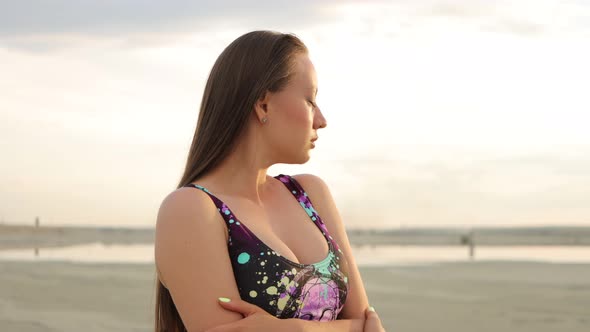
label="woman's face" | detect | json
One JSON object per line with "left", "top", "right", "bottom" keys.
{"left": 262, "top": 53, "right": 327, "bottom": 164}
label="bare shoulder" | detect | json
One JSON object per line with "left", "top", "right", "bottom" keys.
{"left": 291, "top": 173, "right": 328, "bottom": 190}
{"left": 156, "top": 187, "right": 216, "bottom": 229}
{"left": 155, "top": 187, "right": 227, "bottom": 259}
{"left": 156, "top": 187, "right": 225, "bottom": 232}
{"left": 154, "top": 186, "right": 242, "bottom": 330}
{"left": 291, "top": 173, "right": 370, "bottom": 319}
{"left": 291, "top": 173, "right": 342, "bottom": 231}
{"left": 291, "top": 173, "right": 330, "bottom": 199}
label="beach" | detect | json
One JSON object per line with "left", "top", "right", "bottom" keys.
{"left": 1, "top": 259, "right": 589, "bottom": 332}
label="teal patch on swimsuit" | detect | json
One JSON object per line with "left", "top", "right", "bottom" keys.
{"left": 237, "top": 252, "right": 250, "bottom": 264}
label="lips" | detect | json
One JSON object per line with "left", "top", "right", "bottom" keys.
{"left": 311, "top": 137, "right": 318, "bottom": 142}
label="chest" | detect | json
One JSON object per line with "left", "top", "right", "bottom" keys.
{"left": 216, "top": 190, "right": 330, "bottom": 266}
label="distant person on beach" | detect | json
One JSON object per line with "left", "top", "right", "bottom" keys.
{"left": 154, "top": 30, "right": 386, "bottom": 332}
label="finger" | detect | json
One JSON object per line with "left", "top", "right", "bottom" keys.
{"left": 217, "top": 297, "right": 263, "bottom": 317}
{"left": 364, "top": 306, "right": 384, "bottom": 331}
{"left": 205, "top": 320, "right": 239, "bottom": 332}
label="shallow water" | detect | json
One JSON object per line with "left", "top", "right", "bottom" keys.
{"left": 1, "top": 243, "right": 589, "bottom": 265}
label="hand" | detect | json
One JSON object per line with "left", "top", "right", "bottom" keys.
{"left": 364, "top": 306, "right": 386, "bottom": 332}
{"left": 205, "top": 297, "right": 285, "bottom": 332}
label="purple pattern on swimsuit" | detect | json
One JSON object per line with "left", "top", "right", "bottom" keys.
{"left": 184, "top": 174, "right": 349, "bottom": 321}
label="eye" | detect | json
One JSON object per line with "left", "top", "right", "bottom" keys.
{"left": 307, "top": 100, "right": 317, "bottom": 109}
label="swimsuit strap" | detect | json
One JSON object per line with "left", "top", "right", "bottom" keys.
{"left": 183, "top": 175, "right": 339, "bottom": 251}
{"left": 182, "top": 183, "right": 235, "bottom": 228}
{"left": 275, "top": 174, "right": 340, "bottom": 251}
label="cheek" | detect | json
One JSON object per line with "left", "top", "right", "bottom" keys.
{"left": 273, "top": 98, "right": 309, "bottom": 128}
{"left": 270, "top": 99, "right": 312, "bottom": 147}
{"left": 285, "top": 104, "right": 312, "bottom": 127}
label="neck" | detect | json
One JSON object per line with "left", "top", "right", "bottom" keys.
{"left": 198, "top": 129, "right": 275, "bottom": 205}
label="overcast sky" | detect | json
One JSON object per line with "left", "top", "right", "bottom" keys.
{"left": 1, "top": 0, "right": 589, "bottom": 228}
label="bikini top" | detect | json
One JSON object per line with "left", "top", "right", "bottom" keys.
{"left": 183, "top": 173, "right": 350, "bottom": 321}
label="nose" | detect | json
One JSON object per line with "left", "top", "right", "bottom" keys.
{"left": 314, "top": 106, "right": 327, "bottom": 129}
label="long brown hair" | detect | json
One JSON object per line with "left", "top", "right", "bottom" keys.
{"left": 154, "top": 30, "right": 308, "bottom": 332}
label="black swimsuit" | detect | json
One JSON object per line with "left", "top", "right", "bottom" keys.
{"left": 183, "top": 174, "right": 350, "bottom": 321}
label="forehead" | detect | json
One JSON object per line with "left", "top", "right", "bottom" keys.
{"left": 292, "top": 53, "right": 317, "bottom": 90}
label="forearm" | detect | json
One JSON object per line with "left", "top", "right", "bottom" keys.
{"left": 287, "top": 317, "right": 365, "bottom": 332}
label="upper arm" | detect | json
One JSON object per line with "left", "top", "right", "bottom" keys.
{"left": 292, "top": 173, "right": 370, "bottom": 320}
{"left": 154, "top": 188, "right": 242, "bottom": 331}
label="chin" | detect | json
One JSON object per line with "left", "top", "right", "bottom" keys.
{"left": 301, "top": 151, "right": 312, "bottom": 163}
{"left": 292, "top": 151, "right": 312, "bottom": 164}
{"left": 279, "top": 146, "right": 312, "bottom": 164}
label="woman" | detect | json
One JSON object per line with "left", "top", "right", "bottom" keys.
{"left": 154, "top": 30, "right": 386, "bottom": 332}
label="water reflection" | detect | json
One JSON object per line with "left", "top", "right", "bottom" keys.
{"left": 0, "top": 243, "right": 589, "bottom": 265}
{"left": 0, "top": 243, "right": 154, "bottom": 263}
{"left": 351, "top": 244, "right": 590, "bottom": 265}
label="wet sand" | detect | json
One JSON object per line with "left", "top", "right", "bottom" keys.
{"left": 1, "top": 260, "right": 589, "bottom": 331}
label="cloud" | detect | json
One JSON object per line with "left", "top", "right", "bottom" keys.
{"left": 2, "top": 0, "right": 589, "bottom": 53}
{"left": 322, "top": 147, "right": 590, "bottom": 227}
{"left": 0, "top": 0, "right": 339, "bottom": 52}
{"left": 0, "top": 1, "right": 326, "bottom": 36}
{"left": 361, "top": 0, "right": 589, "bottom": 38}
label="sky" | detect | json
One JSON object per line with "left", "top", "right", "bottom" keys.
{"left": 1, "top": 0, "right": 589, "bottom": 228}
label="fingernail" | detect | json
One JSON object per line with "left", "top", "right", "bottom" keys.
{"left": 368, "top": 306, "right": 376, "bottom": 312}
{"left": 218, "top": 297, "right": 231, "bottom": 303}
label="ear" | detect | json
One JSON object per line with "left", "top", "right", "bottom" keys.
{"left": 254, "top": 90, "right": 270, "bottom": 121}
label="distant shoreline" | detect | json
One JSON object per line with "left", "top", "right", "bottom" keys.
{"left": 2, "top": 224, "right": 589, "bottom": 250}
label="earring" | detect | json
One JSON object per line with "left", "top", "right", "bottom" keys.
{"left": 261, "top": 117, "right": 267, "bottom": 124}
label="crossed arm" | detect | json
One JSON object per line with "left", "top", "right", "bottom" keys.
{"left": 206, "top": 296, "right": 368, "bottom": 332}
{"left": 155, "top": 173, "right": 375, "bottom": 331}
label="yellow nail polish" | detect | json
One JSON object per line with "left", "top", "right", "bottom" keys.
{"left": 368, "top": 306, "right": 376, "bottom": 312}
{"left": 218, "top": 297, "right": 231, "bottom": 303}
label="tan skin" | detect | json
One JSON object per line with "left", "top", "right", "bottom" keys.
{"left": 155, "top": 53, "right": 386, "bottom": 331}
